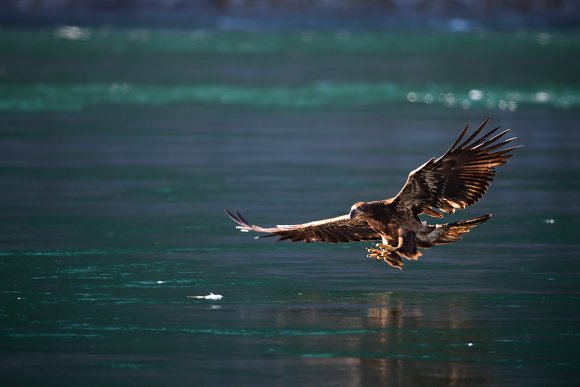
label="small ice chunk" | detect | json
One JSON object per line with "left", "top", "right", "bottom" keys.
{"left": 188, "top": 292, "right": 223, "bottom": 300}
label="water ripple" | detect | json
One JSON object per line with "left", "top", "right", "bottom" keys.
{"left": 1, "top": 82, "right": 579, "bottom": 111}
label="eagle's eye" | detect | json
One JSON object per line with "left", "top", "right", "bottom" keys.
{"left": 350, "top": 203, "right": 367, "bottom": 218}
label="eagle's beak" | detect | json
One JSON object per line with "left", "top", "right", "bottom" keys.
{"left": 349, "top": 209, "right": 357, "bottom": 219}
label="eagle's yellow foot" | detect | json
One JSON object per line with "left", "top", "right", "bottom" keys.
{"left": 367, "top": 243, "right": 396, "bottom": 259}
{"left": 375, "top": 243, "right": 397, "bottom": 252}
{"left": 366, "top": 247, "right": 383, "bottom": 261}
{"left": 366, "top": 245, "right": 403, "bottom": 270}
{"left": 366, "top": 244, "right": 396, "bottom": 259}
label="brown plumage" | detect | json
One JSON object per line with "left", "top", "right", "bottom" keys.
{"left": 225, "top": 118, "right": 519, "bottom": 270}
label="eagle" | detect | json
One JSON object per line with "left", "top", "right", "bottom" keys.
{"left": 225, "top": 118, "right": 518, "bottom": 270}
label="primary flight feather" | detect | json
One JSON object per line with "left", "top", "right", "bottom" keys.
{"left": 225, "top": 118, "right": 518, "bottom": 269}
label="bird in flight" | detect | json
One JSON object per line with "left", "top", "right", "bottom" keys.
{"left": 225, "top": 118, "right": 518, "bottom": 270}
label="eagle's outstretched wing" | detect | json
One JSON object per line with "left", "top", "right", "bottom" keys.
{"left": 224, "top": 209, "right": 380, "bottom": 243}
{"left": 392, "top": 118, "right": 519, "bottom": 217}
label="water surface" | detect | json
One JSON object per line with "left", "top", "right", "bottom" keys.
{"left": 0, "top": 28, "right": 579, "bottom": 386}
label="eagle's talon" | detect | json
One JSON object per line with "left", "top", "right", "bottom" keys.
{"left": 366, "top": 247, "right": 382, "bottom": 261}
{"left": 375, "top": 243, "right": 396, "bottom": 252}
{"left": 367, "top": 245, "right": 402, "bottom": 266}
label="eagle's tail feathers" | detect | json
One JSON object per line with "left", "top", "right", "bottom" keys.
{"left": 433, "top": 214, "right": 491, "bottom": 245}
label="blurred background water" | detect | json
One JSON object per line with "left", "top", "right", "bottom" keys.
{"left": 1, "top": 2, "right": 580, "bottom": 386}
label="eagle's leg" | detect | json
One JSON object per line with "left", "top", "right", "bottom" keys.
{"left": 396, "top": 229, "right": 422, "bottom": 261}
{"left": 384, "top": 251, "right": 403, "bottom": 270}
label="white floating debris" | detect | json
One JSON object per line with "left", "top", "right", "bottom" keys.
{"left": 543, "top": 219, "right": 555, "bottom": 224}
{"left": 188, "top": 292, "right": 223, "bottom": 300}
{"left": 467, "top": 342, "right": 474, "bottom": 347}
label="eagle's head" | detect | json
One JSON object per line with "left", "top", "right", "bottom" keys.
{"left": 349, "top": 201, "right": 370, "bottom": 219}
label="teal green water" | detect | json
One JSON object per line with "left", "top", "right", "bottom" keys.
{"left": 1, "top": 29, "right": 580, "bottom": 111}
{"left": 3, "top": 82, "right": 580, "bottom": 111}
{"left": 0, "top": 28, "right": 579, "bottom": 386}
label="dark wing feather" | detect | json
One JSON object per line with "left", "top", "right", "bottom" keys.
{"left": 224, "top": 209, "right": 380, "bottom": 243}
{"left": 392, "top": 118, "right": 519, "bottom": 216}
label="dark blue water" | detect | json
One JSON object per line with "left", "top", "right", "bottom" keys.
{"left": 0, "top": 28, "right": 579, "bottom": 386}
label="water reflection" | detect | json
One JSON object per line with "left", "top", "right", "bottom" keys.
{"left": 311, "top": 358, "right": 491, "bottom": 386}
{"left": 262, "top": 294, "right": 491, "bottom": 386}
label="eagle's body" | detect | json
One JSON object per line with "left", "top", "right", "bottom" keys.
{"left": 225, "top": 118, "right": 518, "bottom": 269}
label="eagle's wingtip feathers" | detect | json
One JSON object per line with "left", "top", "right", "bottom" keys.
{"left": 224, "top": 208, "right": 250, "bottom": 229}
